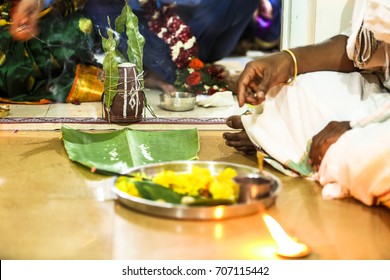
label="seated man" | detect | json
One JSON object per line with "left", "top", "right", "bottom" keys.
{"left": 223, "top": 0, "right": 390, "bottom": 208}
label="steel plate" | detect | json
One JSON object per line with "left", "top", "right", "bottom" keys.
{"left": 113, "top": 161, "right": 282, "bottom": 220}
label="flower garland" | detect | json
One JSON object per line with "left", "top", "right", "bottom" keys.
{"left": 139, "top": 0, "right": 230, "bottom": 95}
{"left": 139, "top": 0, "right": 198, "bottom": 69}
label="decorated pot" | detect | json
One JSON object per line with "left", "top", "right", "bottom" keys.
{"left": 104, "top": 63, "right": 144, "bottom": 123}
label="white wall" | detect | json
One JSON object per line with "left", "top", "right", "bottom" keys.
{"left": 281, "top": 0, "right": 355, "bottom": 49}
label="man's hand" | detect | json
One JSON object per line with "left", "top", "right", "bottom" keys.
{"left": 309, "top": 121, "right": 351, "bottom": 171}
{"left": 9, "top": 0, "right": 43, "bottom": 41}
{"left": 236, "top": 51, "right": 294, "bottom": 107}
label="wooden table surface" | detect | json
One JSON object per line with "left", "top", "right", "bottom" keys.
{"left": 1, "top": 130, "right": 389, "bottom": 260}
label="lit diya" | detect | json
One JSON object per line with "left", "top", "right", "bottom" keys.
{"left": 263, "top": 213, "right": 311, "bottom": 258}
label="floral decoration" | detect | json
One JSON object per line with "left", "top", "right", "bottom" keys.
{"left": 140, "top": 0, "right": 198, "bottom": 69}
{"left": 174, "top": 57, "right": 230, "bottom": 95}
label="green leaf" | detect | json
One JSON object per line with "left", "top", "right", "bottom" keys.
{"left": 119, "top": 180, "right": 234, "bottom": 206}
{"left": 133, "top": 181, "right": 183, "bottom": 204}
{"left": 115, "top": 3, "right": 145, "bottom": 87}
{"left": 101, "top": 17, "right": 119, "bottom": 110}
{"left": 100, "top": 2, "right": 146, "bottom": 109}
{"left": 61, "top": 126, "right": 200, "bottom": 175}
{"left": 185, "top": 198, "right": 234, "bottom": 206}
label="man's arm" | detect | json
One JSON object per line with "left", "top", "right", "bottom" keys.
{"left": 292, "top": 34, "right": 358, "bottom": 75}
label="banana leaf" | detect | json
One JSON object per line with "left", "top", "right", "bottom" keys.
{"left": 61, "top": 126, "right": 199, "bottom": 174}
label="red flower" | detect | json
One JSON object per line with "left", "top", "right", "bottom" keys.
{"left": 186, "top": 71, "right": 201, "bottom": 86}
{"left": 188, "top": 58, "right": 204, "bottom": 71}
{"left": 207, "top": 87, "right": 218, "bottom": 95}
{"left": 204, "top": 65, "right": 225, "bottom": 81}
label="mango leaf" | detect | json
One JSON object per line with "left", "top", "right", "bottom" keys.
{"left": 115, "top": 3, "right": 145, "bottom": 86}
{"left": 101, "top": 17, "right": 119, "bottom": 110}
{"left": 100, "top": 2, "right": 145, "bottom": 110}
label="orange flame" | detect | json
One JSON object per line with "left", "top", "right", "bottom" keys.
{"left": 213, "top": 206, "right": 224, "bottom": 219}
{"left": 262, "top": 213, "right": 310, "bottom": 258}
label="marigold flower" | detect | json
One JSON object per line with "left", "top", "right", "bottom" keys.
{"left": 115, "top": 176, "right": 141, "bottom": 197}
{"left": 188, "top": 57, "right": 204, "bottom": 71}
{"left": 117, "top": 166, "right": 239, "bottom": 203}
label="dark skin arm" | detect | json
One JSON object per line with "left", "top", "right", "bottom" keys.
{"left": 236, "top": 34, "right": 358, "bottom": 169}
{"left": 237, "top": 34, "right": 358, "bottom": 106}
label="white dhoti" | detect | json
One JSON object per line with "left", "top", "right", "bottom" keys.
{"left": 319, "top": 119, "right": 390, "bottom": 208}
{"left": 242, "top": 71, "right": 390, "bottom": 207}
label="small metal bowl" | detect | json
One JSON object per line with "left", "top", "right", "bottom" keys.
{"left": 159, "top": 91, "right": 196, "bottom": 112}
{"left": 0, "top": 105, "right": 10, "bottom": 118}
{"left": 234, "top": 174, "right": 277, "bottom": 203}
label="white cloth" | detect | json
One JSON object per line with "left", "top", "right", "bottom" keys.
{"left": 243, "top": 71, "right": 390, "bottom": 207}
{"left": 243, "top": 71, "right": 388, "bottom": 173}
{"left": 241, "top": 0, "right": 390, "bottom": 208}
{"left": 196, "top": 91, "right": 235, "bottom": 107}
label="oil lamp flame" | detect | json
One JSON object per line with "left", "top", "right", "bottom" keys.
{"left": 213, "top": 206, "right": 224, "bottom": 219}
{"left": 262, "top": 213, "right": 310, "bottom": 258}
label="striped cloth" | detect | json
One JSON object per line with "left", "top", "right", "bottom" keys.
{"left": 353, "top": 23, "right": 379, "bottom": 68}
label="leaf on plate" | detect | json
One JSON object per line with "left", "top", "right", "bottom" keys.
{"left": 185, "top": 198, "right": 234, "bottom": 206}
{"left": 133, "top": 181, "right": 183, "bottom": 204}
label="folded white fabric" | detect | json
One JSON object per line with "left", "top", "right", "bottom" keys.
{"left": 317, "top": 119, "right": 390, "bottom": 207}
{"left": 196, "top": 91, "right": 235, "bottom": 107}
{"left": 321, "top": 182, "right": 350, "bottom": 200}
{"left": 365, "top": 0, "right": 390, "bottom": 44}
